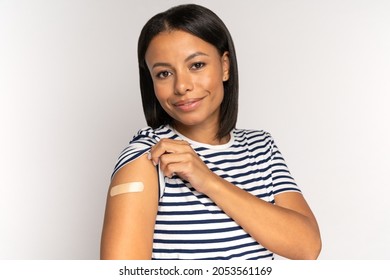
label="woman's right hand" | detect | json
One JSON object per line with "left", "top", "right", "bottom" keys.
{"left": 149, "top": 138, "right": 220, "bottom": 195}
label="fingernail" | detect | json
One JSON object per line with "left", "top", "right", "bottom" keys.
{"left": 147, "top": 152, "right": 151, "bottom": 160}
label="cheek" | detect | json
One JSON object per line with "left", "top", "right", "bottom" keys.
{"left": 153, "top": 83, "right": 177, "bottom": 113}
{"left": 195, "top": 71, "right": 224, "bottom": 96}
{"left": 153, "top": 83, "right": 171, "bottom": 102}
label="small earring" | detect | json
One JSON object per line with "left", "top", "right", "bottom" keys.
{"left": 223, "top": 75, "right": 229, "bottom": 81}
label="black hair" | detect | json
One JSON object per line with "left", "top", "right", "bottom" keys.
{"left": 137, "top": 4, "right": 239, "bottom": 140}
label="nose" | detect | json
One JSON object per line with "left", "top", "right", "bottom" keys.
{"left": 174, "top": 70, "right": 193, "bottom": 95}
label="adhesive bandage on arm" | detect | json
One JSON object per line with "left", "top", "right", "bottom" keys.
{"left": 110, "top": 182, "right": 144, "bottom": 197}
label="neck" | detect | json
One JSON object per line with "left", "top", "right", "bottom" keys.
{"left": 172, "top": 122, "right": 230, "bottom": 145}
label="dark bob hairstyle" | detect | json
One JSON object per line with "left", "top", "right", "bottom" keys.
{"left": 137, "top": 4, "right": 239, "bottom": 139}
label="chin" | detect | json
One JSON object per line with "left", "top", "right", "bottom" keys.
{"left": 174, "top": 117, "right": 205, "bottom": 127}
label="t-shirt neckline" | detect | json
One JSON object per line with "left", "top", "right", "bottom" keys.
{"left": 167, "top": 125, "right": 235, "bottom": 150}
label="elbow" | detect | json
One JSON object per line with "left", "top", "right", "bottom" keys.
{"left": 301, "top": 235, "right": 322, "bottom": 260}
{"left": 312, "top": 235, "right": 322, "bottom": 260}
{"left": 301, "top": 217, "right": 322, "bottom": 260}
{"left": 287, "top": 229, "right": 322, "bottom": 260}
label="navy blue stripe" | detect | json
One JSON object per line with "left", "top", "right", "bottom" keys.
{"left": 155, "top": 128, "right": 174, "bottom": 137}
{"left": 159, "top": 200, "right": 203, "bottom": 207}
{"left": 157, "top": 209, "right": 223, "bottom": 215}
{"left": 236, "top": 129, "right": 267, "bottom": 138}
{"left": 200, "top": 249, "right": 271, "bottom": 260}
{"left": 154, "top": 225, "right": 242, "bottom": 235}
{"left": 162, "top": 191, "right": 195, "bottom": 197}
{"left": 152, "top": 251, "right": 272, "bottom": 260}
{"left": 228, "top": 176, "right": 271, "bottom": 187}
{"left": 155, "top": 218, "right": 233, "bottom": 225}
{"left": 112, "top": 149, "right": 149, "bottom": 178}
{"left": 117, "top": 148, "right": 148, "bottom": 163}
{"left": 201, "top": 145, "right": 271, "bottom": 164}
{"left": 274, "top": 186, "right": 300, "bottom": 193}
{"left": 193, "top": 146, "right": 208, "bottom": 152}
{"left": 199, "top": 142, "right": 272, "bottom": 160}
{"left": 232, "top": 139, "right": 272, "bottom": 152}
{"left": 270, "top": 162, "right": 289, "bottom": 170}
{"left": 154, "top": 233, "right": 251, "bottom": 244}
{"left": 209, "top": 159, "right": 269, "bottom": 173}
{"left": 220, "top": 170, "right": 271, "bottom": 185}
{"left": 273, "top": 175, "right": 295, "bottom": 182}
{"left": 272, "top": 168, "right": 291, "bottom": 175}
{"left": 131, "top": 135, "right": 156, "bottom": 144}
{"left": 246, "top": 252, "right": 274, "bottom": 260}
{"left": 152, "top": 241, "right": 260, "bottom": 255}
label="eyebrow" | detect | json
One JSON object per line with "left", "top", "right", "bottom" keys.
{"left": 151, "top": 52, "right": 209, "bottom": 69}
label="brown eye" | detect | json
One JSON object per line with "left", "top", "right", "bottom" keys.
{"left": 156, "top": 71, "right": 172, "bottom": 79}
{"left": 191, "top": 62, "right": 205, "bottom": 70}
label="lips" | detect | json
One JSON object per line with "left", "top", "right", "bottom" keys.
{"left": 173, "top": 97, "right": 204, "bottom": 112}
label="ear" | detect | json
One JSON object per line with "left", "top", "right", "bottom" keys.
{"left": 221, "top": 51, "right": 230, "bottom": 82}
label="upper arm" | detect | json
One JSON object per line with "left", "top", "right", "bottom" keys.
{"left": 100, "top": 153, "right": 159, "bottom": 259}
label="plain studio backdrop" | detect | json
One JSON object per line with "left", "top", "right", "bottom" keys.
{"left": 1, "top": 0, "right": 389, "bottom": 260}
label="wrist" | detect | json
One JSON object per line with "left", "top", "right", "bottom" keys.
{"left": 201, "top": 172, "right": 225, "bottom": 198}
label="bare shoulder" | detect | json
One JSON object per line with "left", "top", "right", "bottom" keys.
{"left": 101, "top": 154, "right": 159, "bottom": 259}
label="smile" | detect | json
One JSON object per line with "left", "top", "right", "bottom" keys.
{"left": 173, "top": 97, "right": 204, "bottom": 112}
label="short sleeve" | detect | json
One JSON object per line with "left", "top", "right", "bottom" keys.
{"left": 111, "top": 127, "right": 161, "bottom": 179}
{"left": 268, "top": 134, "right": 301, "bottom": 195}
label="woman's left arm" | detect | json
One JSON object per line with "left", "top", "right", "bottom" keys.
{"left": 205, "top": 177, "right": 322, "bottom": 260}
{"left": 150, "top": 139, "right": 322, "bottom": 260}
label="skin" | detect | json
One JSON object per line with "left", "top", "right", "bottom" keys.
{"left": 100, "top": 30, "right": 322, "bottom": 260}
{"left": 146, "top": 30, "right": 231, "bottom": 145}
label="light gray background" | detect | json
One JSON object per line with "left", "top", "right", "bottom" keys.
{"left": 1, "top": 0, "right": 389, "bottom": 259}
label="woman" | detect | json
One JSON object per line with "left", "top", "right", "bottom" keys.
{"left": 100, "top": 4, "right": 321, "bottom": 260}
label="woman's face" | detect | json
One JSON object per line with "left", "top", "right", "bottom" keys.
{"left": 145, "top": 30, "right": 229, "bottom": 130}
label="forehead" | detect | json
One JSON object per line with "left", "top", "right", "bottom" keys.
{"left": 145, "top": 30, "right": 219, "bottom": 63}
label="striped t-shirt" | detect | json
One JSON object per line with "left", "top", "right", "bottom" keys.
{"left": 112, "top": 125, "right": 300, "bottom": 260}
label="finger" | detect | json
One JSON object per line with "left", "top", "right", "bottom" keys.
{"left": 159, "top": 152, "right": 197, "bottom": 178}
{"left": 162, "top": 161, "right": 191, "bottom": 179}
{"left": 150, "top": 139, "right": 190, "bottom": 165}
{"left": 158, "top": 152, "right": 189, "bottom": 174}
